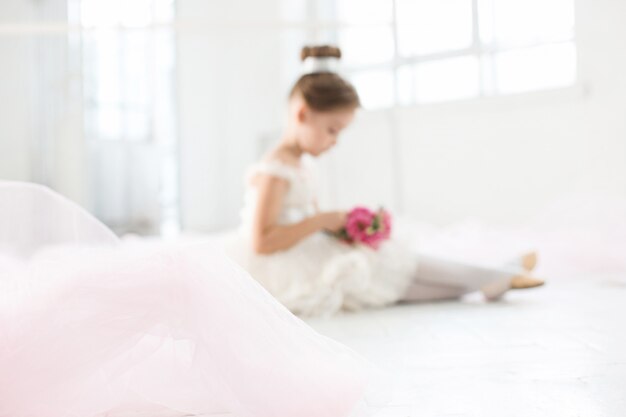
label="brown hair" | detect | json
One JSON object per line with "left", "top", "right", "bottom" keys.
{"left": 290, "top": 45, "right": 360, "bottom": 112}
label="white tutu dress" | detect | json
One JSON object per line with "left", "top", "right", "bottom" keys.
{"left": 0, "top": 181, "right": 387, "bottom": 417}
{"left": 225, "top": 160, "right": 418, "bottom": 317}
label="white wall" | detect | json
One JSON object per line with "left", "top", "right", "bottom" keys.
{"left": 326, "top": 0, "right": 626, "bottom": 226}
{"left": 176, "top": 0, "right": 285, "bottom": 231}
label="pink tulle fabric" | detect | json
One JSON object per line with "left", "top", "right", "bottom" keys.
{"left": 0, "top": 182, "right": 385, "bottom": 417}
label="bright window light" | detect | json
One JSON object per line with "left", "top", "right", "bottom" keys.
{"left": 479, "top": 0, "right": 575, "bottom": 48}
{"left": 349, "top": 69, "right": 395, "bottom": 109}
{"left": 337, "top": 0, "right": 393, "bottom": 24}
{"left": 80, "top": 0, "right": 174, "bottom": 27}
{"left": 339, "top": 26, "right": 395, "bottom": 67}
{"left": 396, "top": 0, "right": 474, "bottom": 56}
{"left": 74, "top": 0, "right": 180, "bottom": 234}
{"left": 491, "top": 42, "right": 577, "bottom": 94}
{"left": 413, "top": 55, "right": 480, "bottom": 103}
{"left": 306, "top": 0, "right": 577, "bottom": 109}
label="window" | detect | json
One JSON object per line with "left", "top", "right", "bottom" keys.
{"left": 305, "top": 0, "right": 577, "bottom": 109}
{"left": 72, "top": 0, "right": 180, "bottom": 235}
{"left": 80, "top": 0, "right": 176, "bottom": 143}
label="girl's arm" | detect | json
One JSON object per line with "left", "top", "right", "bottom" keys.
{"left": 251, "top": 174, "right": 345, "bottom": 255}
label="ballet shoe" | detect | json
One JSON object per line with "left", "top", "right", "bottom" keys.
{"left": 510, "top": 275, "right": 545, "bottom": 289}
{"left": 520, "top": 251, "right": 538, "bottom": 272}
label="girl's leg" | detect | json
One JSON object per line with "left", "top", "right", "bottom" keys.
{"left": 401, "top": 280, "right": 469, "bottom": 302}
{"left": 401, "top": 254, "right": 525, "bottom": 302}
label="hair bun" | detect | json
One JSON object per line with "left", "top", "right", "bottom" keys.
{"left": 300, "top": 45, "right": 342, "bottom": 62}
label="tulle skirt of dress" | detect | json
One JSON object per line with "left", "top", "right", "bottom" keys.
{"left": 0, "top": 182, "right": 388, "bottom": 417}
{"left": 225, "top": 231, "right": 418, "bottom": 317}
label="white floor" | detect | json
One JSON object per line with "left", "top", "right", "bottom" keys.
{"left": 307, "top": 277, "right": 626, "bottom": 417}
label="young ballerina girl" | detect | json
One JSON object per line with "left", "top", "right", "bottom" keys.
{"left": 228, "top": 45, "right": 545, "bottom": 317}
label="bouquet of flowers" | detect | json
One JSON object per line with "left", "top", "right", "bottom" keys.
{"left": 332, "top": 206, "right": 392, "bottom": 250}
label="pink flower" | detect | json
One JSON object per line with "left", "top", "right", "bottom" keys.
{"left": 341, "top": 206, "right": 392, "bottom": 250}
{"left": 345, "top": 207, "right": 374, "bottom": 239}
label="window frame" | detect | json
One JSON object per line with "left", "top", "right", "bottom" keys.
{"left": 308, "top": 0, "right": 578, "bottom": 109}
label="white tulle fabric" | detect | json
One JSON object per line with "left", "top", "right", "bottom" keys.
{"left": 226, "top": 160, "right": 418, "bottom": 317}
{"left": 0, "top": 181, "right": 388, "bottom": 417}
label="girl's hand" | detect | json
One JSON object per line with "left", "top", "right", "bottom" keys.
{"left": 318, "top": 211, "right": 347, "bottom": 233}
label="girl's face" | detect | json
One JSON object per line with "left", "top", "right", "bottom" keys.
{"left": 296, "top": 106, "right": 355, "bottom": 157}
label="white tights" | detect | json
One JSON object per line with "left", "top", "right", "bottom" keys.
{"left": 401, "top": 254, "right": 526, "bottom": 302}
